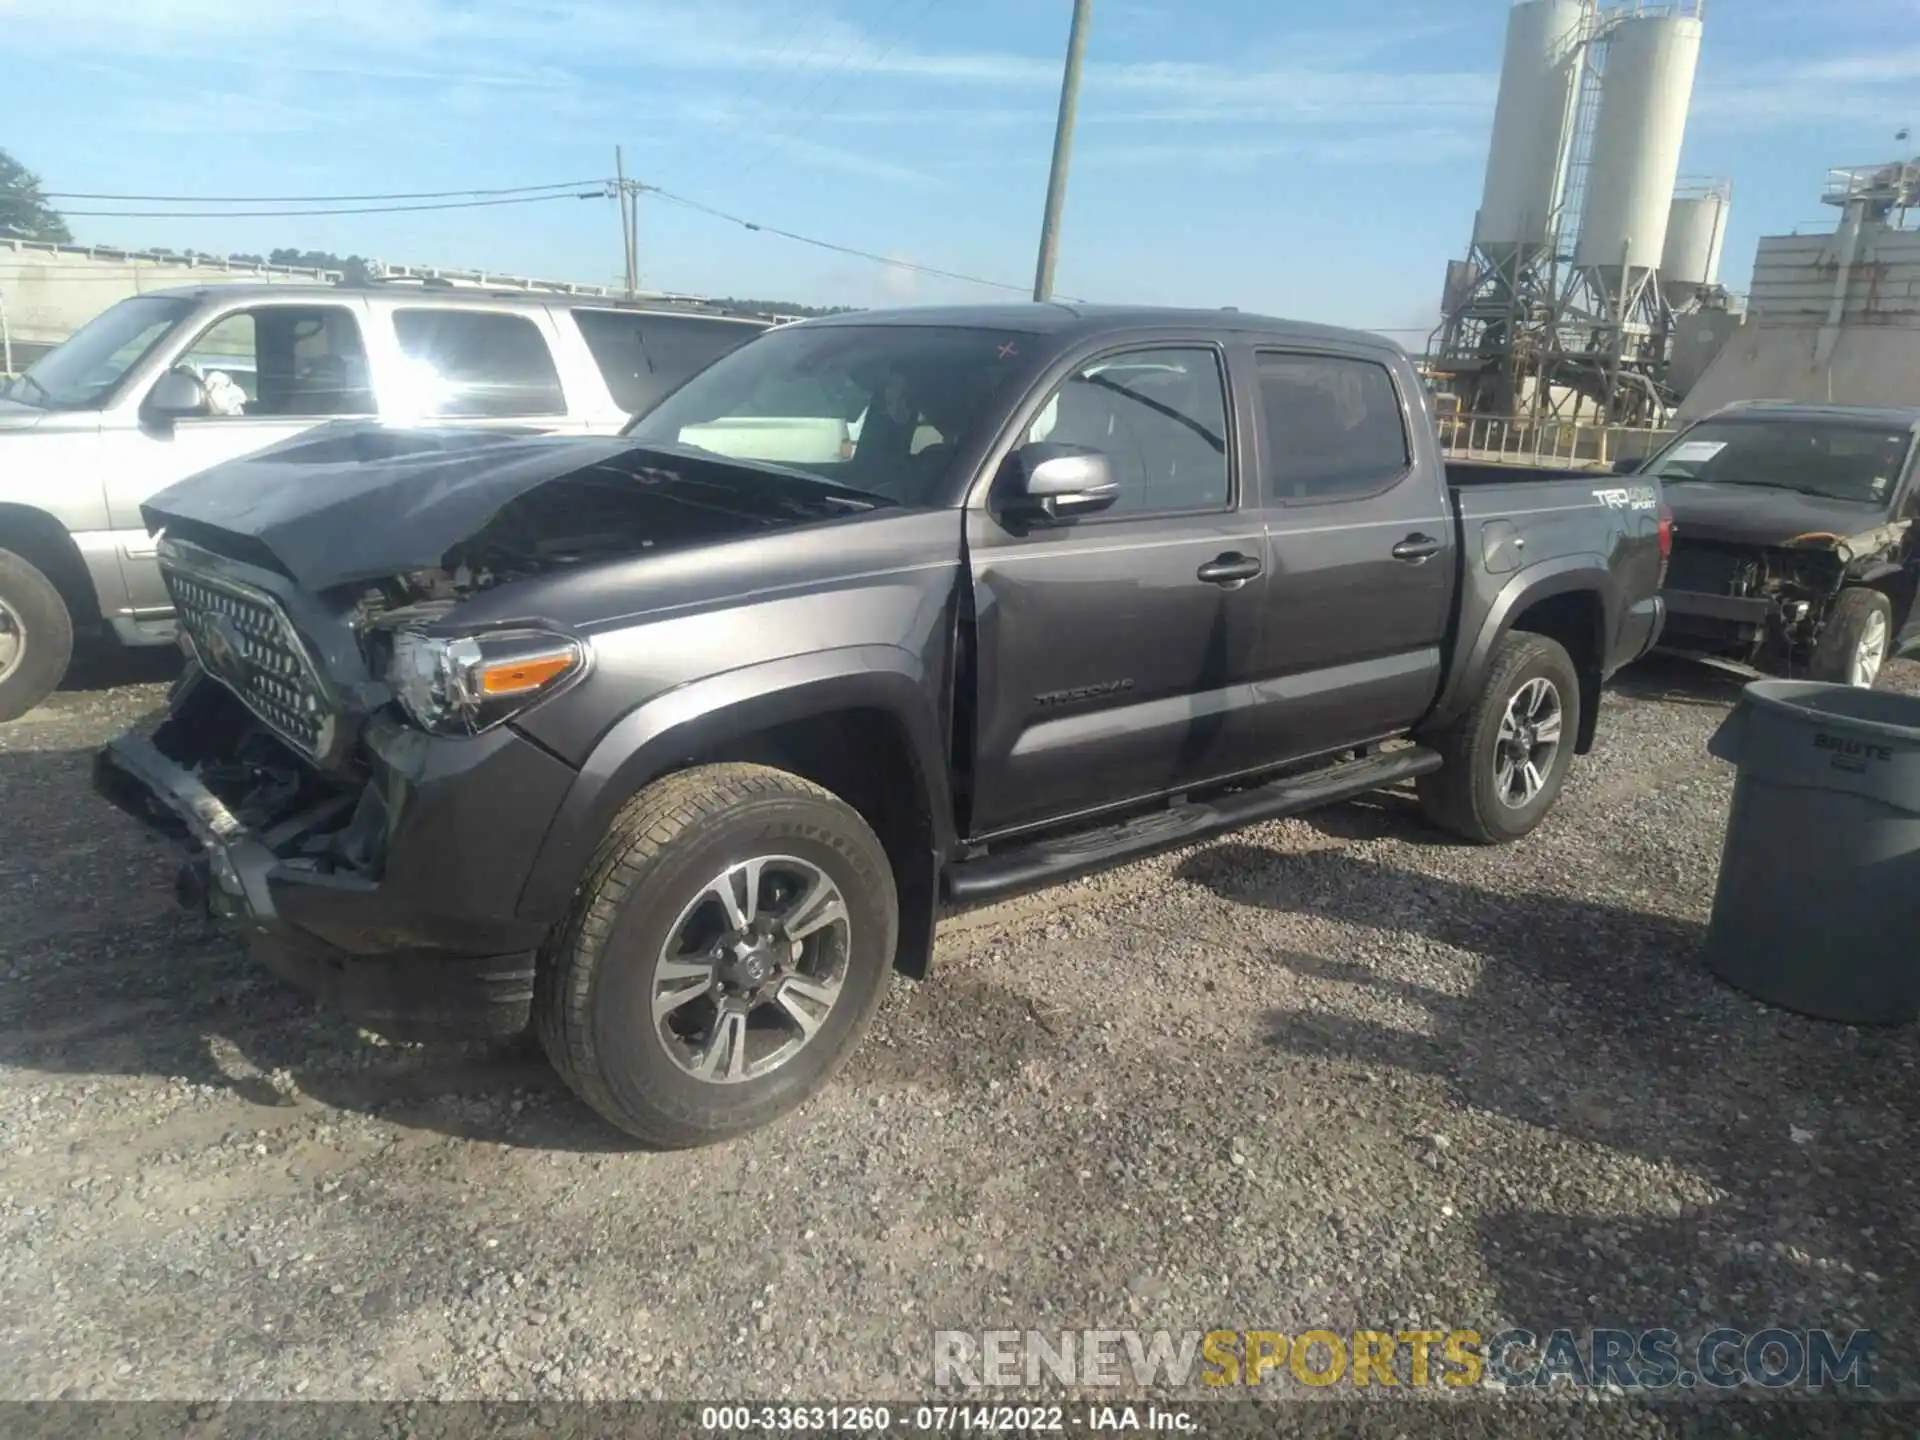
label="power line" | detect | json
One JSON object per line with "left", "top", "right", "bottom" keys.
{"left": 44, "top": 181, "right": 601, "bottom": 203}
{"left": 644, "top": 184, "right": 1073, "bottom": 298}
{"left": 55, "top": 192, "right": 607, "bottom": 219}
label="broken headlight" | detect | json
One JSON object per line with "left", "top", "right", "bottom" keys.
{"left": 387, "top": 628, "right": 587, "bottom": 737}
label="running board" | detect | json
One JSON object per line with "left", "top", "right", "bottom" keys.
{"left": 945, "top": 746, "right": 1444, "bottom": 905}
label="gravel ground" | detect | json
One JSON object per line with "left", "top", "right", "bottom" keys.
{"left": 0, "top": 645, "right": 1915, "bottom": 1433}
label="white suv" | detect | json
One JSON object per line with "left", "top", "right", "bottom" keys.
{"left": 0, "top": 283, "right": 772, "bottom": 719}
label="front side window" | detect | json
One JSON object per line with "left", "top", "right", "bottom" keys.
{"left": 572, "top": 309, "right": 766, "bottom": 415}
{"left": 1024, "top": 348, "right": 1231, "bottom": 515}
{"left": 3, "top": 294, "right": 195, "bottom": 411}
{"left": 1642, "top": 419, "right": 1913, "bottom": 506}
{"left": 627, "top": 323, "right": 1037, "bottom": 506}
{"left": 391, "top": 309, "right": 566, "bottom": 419}
{"left": 172, "top": 305, "right": 373, "bottom": 418}
{"left": 1257, "top": 352, "right": 1410, "bottom": 502}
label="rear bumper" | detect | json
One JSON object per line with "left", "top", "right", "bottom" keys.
{"left": 1627, "top": 594, "right": 1666, "bottom": 665}
{"left": 94, "top": 707, "right": 570, "bottom": 1042}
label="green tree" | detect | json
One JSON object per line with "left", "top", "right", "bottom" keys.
{"left": 0, "top": 149, "right": 71, "bottom": 243}
{"left": 266, "top": 248, "right": 370, "bottom": 282}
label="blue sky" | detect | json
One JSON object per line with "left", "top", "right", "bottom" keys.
{"left": 4, "top": 0, "right": 1916, "bottom": 338}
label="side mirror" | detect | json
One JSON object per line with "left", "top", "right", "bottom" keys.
{"left": 143, "top": 369, "right": 209, "bottom": 423}
{"left": 999, "top": 442, "right": 1120, "bottom": 522}
{"left": 1611, "top": 455, "right": 1646, "bottom": 476}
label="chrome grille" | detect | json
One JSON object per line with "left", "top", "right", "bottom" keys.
{"left": 165, "top": 567, "right": 331, "bottom": 758}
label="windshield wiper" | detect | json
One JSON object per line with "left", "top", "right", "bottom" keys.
{"left": 621, "top": 438, "right": 896, "bottom": 507}
{"left": 1664, "top": 474, "right": 1800, "bottom": 493}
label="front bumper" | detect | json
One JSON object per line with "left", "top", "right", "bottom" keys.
{"left": 94, "top": 698, "right": 575, "bottom": 1042}
{"left": 1658, "top": 587, "right": 1773, "bottom": 654}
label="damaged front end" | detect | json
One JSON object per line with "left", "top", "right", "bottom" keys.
{"left": 94, "top": 541, "right": 580, "bottom": 1041}
{"left": 1660, "top": 520, "right": 1911, "bottom": 672}
{"left": 95, "top": 435, "right": 880, "bottom": 1036}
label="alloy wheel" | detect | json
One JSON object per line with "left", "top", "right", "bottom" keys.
{"left": 1494, "top": 676, "right": 1563, "bottom": 809}
{"left": 651, "top": 855, "right": 852, "bottom": 1084}
{"left": 0, "top": 595, "right": 23, "bottom": 686}
{"left": 1852, "top": 609, "right": 1889, "bottom": 689}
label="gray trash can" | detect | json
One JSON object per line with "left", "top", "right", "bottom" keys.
{"left": 1704, "top": 680, "right": 1920, "bottom": 1025}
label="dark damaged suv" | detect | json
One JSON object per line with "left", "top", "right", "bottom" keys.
{"left": 98, "top": 305, "right": 1666, "bottom": 1146}
{"left": 1629, "top": 401, "right": 1920, "bottom": 688}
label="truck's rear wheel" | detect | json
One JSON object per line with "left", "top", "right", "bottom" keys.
{"left": 0, "top": 548, "right": 74, "bottom": 725}
{"left": 1418, "top": 631, "right": 1580, "bottom": 845}
{"left": 1808, "top": 587, "right": 1891, "bottom": 689}
{"left": 535, "top": 763, "right": 898, "bottom": 1148}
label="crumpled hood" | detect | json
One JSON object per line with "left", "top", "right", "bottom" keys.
{"left": 141, "top": 422, "right": 884, "bottom": 591}
{"left": 1663, "top": 480, "right": 1890, "bottom": 549}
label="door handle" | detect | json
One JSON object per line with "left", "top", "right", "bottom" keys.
{"left": 1391, "top": 534, "right": 1442, "bottom": 562}
{"left": 1197, "top": 553, "right": 1263, "bottom": 587}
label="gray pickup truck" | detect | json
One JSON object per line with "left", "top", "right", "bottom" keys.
{"left": 97, "top": 303, "right": 1668, "bottom": 1147}
{"left": 0, "top": 282, "right": 771, "bottom": 720}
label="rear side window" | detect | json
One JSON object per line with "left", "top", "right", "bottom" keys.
{"left": 391, "top": 309, "right": 566, "bottom": 418}
{"left": 1256, "top": 352, "right": 1410, "bottom": 502}
{"left": 572, "top": 309, "right": 764, "bottom": 415}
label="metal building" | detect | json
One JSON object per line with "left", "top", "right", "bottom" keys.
{"left": 1572, "top": 11, "right": 1702, "bottom": 275}
{"left": 1677, "top": 161, "right": 1920, "bottom": 419}
{"left": 1430, "top": 0, "right": 1726, "bottom": 428}
{"left": 1474, "top": 0, "right": 1590, "bottom": 267}
{"left": 1661, "top": 183, "right": 1731, "bottom": 307}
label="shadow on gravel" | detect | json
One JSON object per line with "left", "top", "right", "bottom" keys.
{"left": 57, "top": 640, "right": 184, "bottom": 694}
{"left": 1298, "top": 786, "right": 1470, "bottom": 849}
{"left": 0, "top": 742, "right": 639, "bottom": 1155}
{"left": 1607, "top": 653, "right": 1753, "bottom": 710}
{"left": 1178, "top": 843, "right": 1918, "bottom": 1397}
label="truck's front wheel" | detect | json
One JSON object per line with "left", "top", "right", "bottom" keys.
{"left": 1808, "top": 587, "right": 1892, "bottom": 689}
{"left": 0, "top": 548, "right": 75, "bottom": 725}
{"left": 535, "top": 763, "right": 898, "bottom": 1148}
{"left": 1418, "top": 631, "right": 1580, "bottom": 845}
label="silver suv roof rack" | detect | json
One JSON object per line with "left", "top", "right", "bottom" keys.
{"left": 351, "top": 262, "right": 804, "bottom": 323}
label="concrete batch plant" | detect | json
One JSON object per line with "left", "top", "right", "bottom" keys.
{"left": 1430, "top": 0, "right": 1732, "bottom": 428}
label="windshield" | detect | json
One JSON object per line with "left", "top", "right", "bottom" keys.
{"left": 3, "top": 295, "right": 197, "bottom": 411}
{"left": 626, "top": 322, "right": 1039, "bottom": 506}
{"left": 1642, "top": 418, "right": 1914, "bottom": 505}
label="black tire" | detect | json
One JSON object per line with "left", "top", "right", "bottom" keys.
{"left": 0, "top": 548, "right": 75, "bottom": 725}
{"left": 1418, "top": 631, "right": 1581, "bottom": 845}
{"left": 535, "top": 762, "right": 898, "bottom": 1148}
{"left": 1808, "top": 587, "right": 1892, "bottom": 689}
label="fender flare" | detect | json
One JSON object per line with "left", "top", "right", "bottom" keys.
{"left": 1850, "top": 561, "right": 1905, "bottom": 589}
{"left": 516, "top": 645, "right": 953, "bottom": 923}
{"left": 1427, "top": 554, "right": 1618, "bottom": 747}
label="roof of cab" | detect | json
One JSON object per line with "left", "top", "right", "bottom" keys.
{"left": 798, "top": 302, "right": 1406, "bottom": 352}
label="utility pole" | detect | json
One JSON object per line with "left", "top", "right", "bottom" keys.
{"left": 628, "top": 173, "right": 642, "bottom": 294}
{"left": 614, "top": 146, "right": 638, "bottom": 297}
{"left": 1033, "top": 0, "right": 1092, "bottom": 303}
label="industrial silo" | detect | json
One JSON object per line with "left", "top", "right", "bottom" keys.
{"left": 1660, "top": 187, "right": 1730, "bottom": 306}
{"left": 1573, "top": 10, "right": 1705, "bottom": 279}
{"left": 1472, "top": 0, "right": 1591, "bottom": 266}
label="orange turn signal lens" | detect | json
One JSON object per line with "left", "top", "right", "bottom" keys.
{"left": 479, "top": 652, "right": 576, "bottom": 697}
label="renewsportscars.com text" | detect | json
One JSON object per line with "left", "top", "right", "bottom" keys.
{"left": 933, "top": 1327, "right": 1875, "bottom": 1391}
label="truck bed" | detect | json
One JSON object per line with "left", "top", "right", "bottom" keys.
{"left": 1444, "top": 460, "right": 1611, "bottom": 487}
